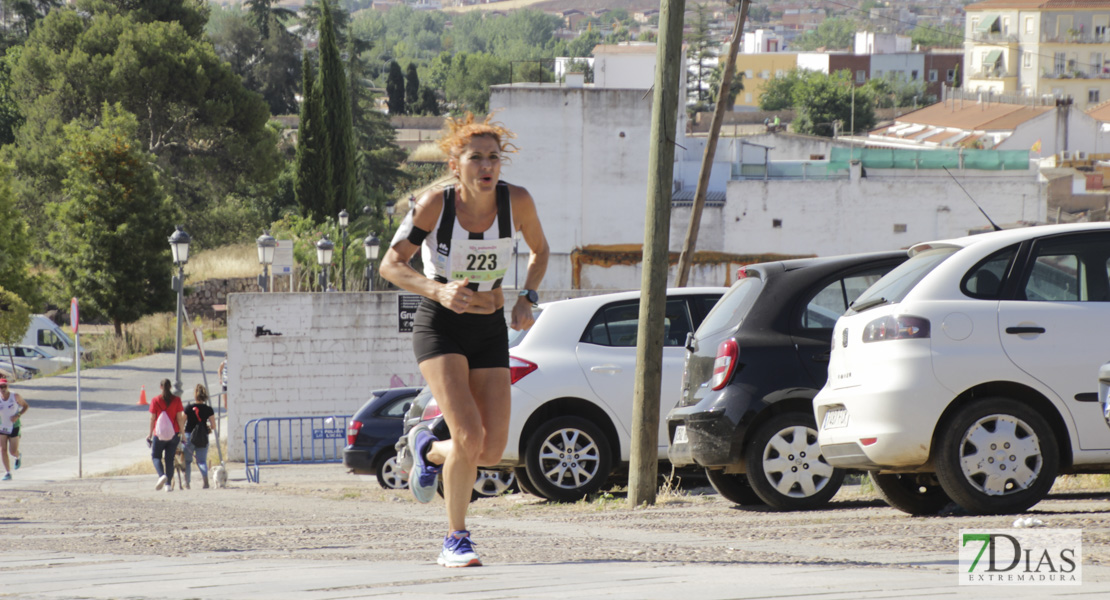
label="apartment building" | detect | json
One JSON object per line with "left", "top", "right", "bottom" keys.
{"left": 965, "top": 0, "right": 1110, "bottom": 109}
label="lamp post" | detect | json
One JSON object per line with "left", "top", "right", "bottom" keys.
{"left": 338, "top": 209, "right": 349, "bottom": 291}
{"left": 168, "top": 225, "right": 191, "bottom": 398}
{"left": 316, "top": 235, "right": 334, "bottom": 291}
{"left": 386, "top": 200, "right": 397, "bottom": 228}
{"left": 256, "top": 230, "right": 276, "bottom": 292}
{"left": 364, "top": 232, "right": 380, "bottom": 291}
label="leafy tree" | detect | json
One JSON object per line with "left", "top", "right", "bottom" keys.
{"left": 791, "top": 70, "right": 876, "bottom": 136}
{"left": 0, "top": 161, "right": 34, "bottom": 304}
{"left": 759, "top": 68, "right": 806, "bottom": 111}
{"left": 245, "top": 0, "right": 294, "bottom": 39}
{"left": 0, "top": 49, "right": 23, "bottom": 147}
{"left": 49, "top": 104, "right": 177, "bottom": 336}
{"left": 0, "top": 0, "right": 62, "bottom": 38}
{"left": 347, "top": 36, "right": 407, "bottom": 222}
{"left": 8, "top": 9, "right": 282, "bottom": 248}
{"left": 686, "top": 4, "right": 714, "bottom": 106}
{"left": 386, "top": 60, "right": 405, "bottom": 115}
{"left": 910, "top": 24, "right": 962, "bottom": 49}
{"left": 444, "top": 52, "right": 509, "bottom": 115}
{"left": 864, "top": 75, "right": 928, "bottom": 109}
{"left": 318, "top": 0, "right": 355, "bottom": 217}
{"left": 710, "top": 66, "right": 744, "bottom": 107}
{"left": 77, "top": 0, "right": 210, "bottom": 39}
{"left": 405, "top": 63, "right": 420, "bottom": 114}
{"left": 294, "top": 52, "right": 331, "bottom": 221}
{"left": 792, "top": 17, "right": 857, "bottom": 51}
{"left": 299, "top": 0, "right": 348, "bottom": 45}
{"left": 208, "top": 4, "right": 301, "bottom": 116}
{"left": 0, "top": 286, "right": 32, "bottom": 376}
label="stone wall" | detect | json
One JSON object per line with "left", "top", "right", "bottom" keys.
{"left": 184, "top": 277, "right": 295, "bottom": 322}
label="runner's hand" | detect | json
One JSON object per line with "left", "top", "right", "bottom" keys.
{"left": 439, "top": 278, "right": 474, "bottom": 314}
{"left": 511, "top": 296, "right": 535, "bottom": 331}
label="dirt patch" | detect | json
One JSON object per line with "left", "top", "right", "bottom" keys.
{"left": 5, "top": 466, "right": 1109, "bottom": 568}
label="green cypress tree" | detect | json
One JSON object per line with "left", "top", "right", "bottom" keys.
{"left": 317, "top": 0, "right": 354, "bottom": 217}
{"left": 405, "top": 63, "right": 420, "bottom": 115}
{"left": 294, "top": 52, "right": 331, "bottom": 221}
{"left": 386, "top": 61, "right": 405, "bottom": 116}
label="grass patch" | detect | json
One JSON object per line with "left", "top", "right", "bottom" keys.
{"left": 185, "top": 243, "right": 260, "bottom": 283}
{"left": 71, "top": 313, "right": 225, "bottom": 370}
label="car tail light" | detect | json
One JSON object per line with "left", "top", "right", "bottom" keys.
{"left": 862, "top": 315, "right": 930, "bottom": 343}
{"left": 710, "top": 338, "right": 739, "bottom": 391}
{"left": 509, "top": 356, "right": 538, "bottom": 384}
{"left": 736, "top": 266, "right": 750, "bottom": 279}
{"left": 421, "top": 399, "right": 442, "bottom": 421}
{"left": 346, "top": 420, "right": 363, "bottom": 446}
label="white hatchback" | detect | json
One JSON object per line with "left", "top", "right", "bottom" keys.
{"left": 0, "top": 345, "right": 72, "bottom": 375}
{"left": 815, "top": 223, "right": 1110, "bottom": 515}
{"left": 503, "top": 287, "right": 727, "bottom": 501}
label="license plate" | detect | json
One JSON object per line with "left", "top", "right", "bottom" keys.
{"left": 673, "top": 425, "right": 688, "bottom": 444}
{"left": 822, "top": 408, "right": 849, "bottom": 430}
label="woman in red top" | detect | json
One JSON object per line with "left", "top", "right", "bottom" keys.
{"left": 146, "top": 378, "right": 185, "bottom": 492}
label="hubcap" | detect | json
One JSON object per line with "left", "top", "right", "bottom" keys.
{"left": 381, "top": 456, "right": 408, "bottom": 489}
{"left": 761, "top": 425, "right": 834, "bottom": 498}
{"left": 474, "top": 469, "right": 516, "bottom": 496}
{"left": 958, "top": 414, "right": 1041, "bottom": 496}
{"left": 538, "top": 427, "right": 601, "bottom": 490}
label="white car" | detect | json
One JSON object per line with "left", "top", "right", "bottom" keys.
{"left": 0, "top": 344, "right": 73, "bottom": 375}
{"left": 815, "top": 223, "right": 1110, "bottom": 515}
{"left": 502, "top": 287, "right": 727, "bottom": 501}
{"left": 0, "top": 361, "right": 38, "bottom": 381}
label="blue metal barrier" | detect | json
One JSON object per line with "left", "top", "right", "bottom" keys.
{"left": 244, "top": 415, "right": 350, "bottom": 483}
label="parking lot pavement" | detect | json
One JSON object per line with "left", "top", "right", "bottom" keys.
{"left": 6, "top": 551, "right": 1107, "bottom": 600}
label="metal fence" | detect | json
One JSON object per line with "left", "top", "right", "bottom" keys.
{"left": 243, "top": 415, "right": 350, "bottom": 483}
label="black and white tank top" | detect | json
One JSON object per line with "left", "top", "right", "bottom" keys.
{"left": 392, "top": 182, "right": 514, "bottom": 292}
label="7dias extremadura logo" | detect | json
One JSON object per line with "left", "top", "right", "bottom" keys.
{"left": 959, "top": 529, "right": 1082, "bottom": 585}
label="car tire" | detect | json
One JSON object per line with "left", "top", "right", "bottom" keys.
{"left": 524, "top": 416, "right": 612, "bottom": 502}
{"left": 514, "top": 466, "right": 543, "bottom": 497}
{"left": 870, "top": 472, "right": 950, "bottom": 516}
{"left": 745, "top": 412, "right": 845, "bottom": 511}
{"left": 705, "top": 469, "right": 763, "bottom": 505}
{"left": 934, "top": 398, "right": 1059, "bottom": 515}
{"left": 375, "top": 451, "right": 408, "bottom": 490}
{"left": 435, "top": 468, "right": 519, "bottom": 502}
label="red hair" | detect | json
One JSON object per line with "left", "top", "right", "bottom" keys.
{"left": 438, "top": 112, "right": 517, "bottom": 159}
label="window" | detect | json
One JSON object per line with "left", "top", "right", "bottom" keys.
{"left": 745, "top": 93, "right": 752, "bottom": 103}
{"left": 947, "top": 69, "right": 956, "bottom": 81}
{"left": 1090, "top": 89, "right": 1100, "bottom": 104}
{"left": 1025, "top": 16, "right": 1034, "bottom": 34}
{"left": 745, "top": 70, "right": 754, "bottom": 79}
{"left": 929, "top": 69, "right": 938, "bottom": 82}
{"left": 1024, "top": 52, "right": 1032, "bottom": 68}
{"left": 911, "top": 69, "right": 919, "bottom": 80}
{"left": 761, "top": 69, "right": 770, "bottom": 79}
{"left": 1094, "top": 52, "right": 1104, "bottom": 75}
{"left": 1019, "top": 234, "right": 1110, "bottom": 302}
{"left": 971, "top": 18, "right": 980, "bottom": 31}
{"left": 581, "top": 299, "right": 693, "bottom": 347}
{"left": 856, "top": 70, "right": 866, "bottom": 83}
{"left": 803, "top": 269, "right": 890, "bottom": 329}
{"left": 1097, "top": 15, "right": 1110, "bottom": 39}
{"left": 1002, "top": 17, "right": 1011, "bottom": 34}
{"left": 772, "top": 218, "right": 783, "bottom": 228}
{"left": 876, "top": 69, "right": 884, "bottom": 78}
{"left": 961, "top": 248, "right": 1017, "bottom": 299}
{"left": 893, "top": 224, "right": 907, "bottom": 233}
{"left": 775, "top": 69, "right": 784, "bottom": 78}
{"left": 1055, "top": 52, "right": 1067, "bottom": 74}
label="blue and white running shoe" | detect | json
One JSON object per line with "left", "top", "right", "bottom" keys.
{"left": 438, "top": 530, "right": 481, "bottom": 567}
{"left": 407, "top": 424, "right": 440, "bottom": 503}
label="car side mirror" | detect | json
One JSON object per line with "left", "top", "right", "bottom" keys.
{"left": 402, "top": 402, "right": 412, "bottom": 415}
{"left": 684, "top": 332, "right": 696, "bottom": 353}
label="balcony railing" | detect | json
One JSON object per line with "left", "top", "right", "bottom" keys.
{"left": 972, "top": 32, "right": 1020, "bottom": 44}
{"left": 1039, "top": 32, "right": 1110, "bottom": 44}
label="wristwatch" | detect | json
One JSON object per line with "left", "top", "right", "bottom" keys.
{"left": 518, "top": 289, "right": 539, "bottom": 305}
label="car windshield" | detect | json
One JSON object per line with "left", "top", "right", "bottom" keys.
{"left": 695, "top": 276, "right": 763, "bottom": 338}
{"left": 508, "top": 308, "right": 542, "bottom": 349}
{"left": 848, "top": 247, "right": 957, "bottom": 313}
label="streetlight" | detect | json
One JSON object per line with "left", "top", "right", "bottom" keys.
{"left": 168, "top": 225, "right": 191, "bottom": 398}
{"left": 364, "top": 232, "right": 381, "bottom": 291}
{"left": 316, "top": 234, "right": 334, "bottom": 291}
{"left": 386, "top": 200, "right": 397, "bottom": 227}
{"left": 256, "top": 230, "right": 276, "bottom": 292}
{"left": 338, "top": 209, "right": 349, "bottom": 291}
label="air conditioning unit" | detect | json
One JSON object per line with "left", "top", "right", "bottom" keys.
{"left": 1077, "top": 151, "right": 1089, "bottom": 160}
{"left": 1062, "top": 150, "right": 1074, "bottom": 160}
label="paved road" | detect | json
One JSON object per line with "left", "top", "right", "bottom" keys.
{"left": 9, "top": 338, "right": 226, "bottom": 480}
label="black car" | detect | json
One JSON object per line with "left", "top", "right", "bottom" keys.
{"left": 666, "top": 252, "right": 907, "bottom": 510}
{"left": 344, "top": 387, "right": 422, "bottom": 489}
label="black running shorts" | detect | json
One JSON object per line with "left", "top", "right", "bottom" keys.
{"left": 412, "top": 298, "right": 509, "bottom": 369}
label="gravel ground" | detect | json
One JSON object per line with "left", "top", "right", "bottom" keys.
{"left": 4, "top": 466, "right": 1109, "bottom": 570}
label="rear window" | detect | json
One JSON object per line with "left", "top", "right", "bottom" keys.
{"left": 695, "top": 276, "right": 764, "bottom": 338}
{"left": 849, "top": 247, "right": 957, "bottom": 313}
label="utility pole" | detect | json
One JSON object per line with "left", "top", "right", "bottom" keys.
{"left": 676, "top": 0, "right": 749, "bottom": 287}
{"left": 628, "top": 0, "right": 686, "bottom": 507}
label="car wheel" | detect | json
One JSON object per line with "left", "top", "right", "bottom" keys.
{"left": 934, "top": 398, "right": 1058, "bottom": 515}
{"left": 705, "top": 469, "right": 763, "bottom": 505}
{"left": 436, "top": 468, "right": 519, "bottom": 502}
{"left": 870, "top": 472, "right": 950, "bottom": 516}
{"left": 375, "top": 451, "right": 409, "bottom": 490}
{"left": 514, "top": 466, "right": 543, "bottom": 497}
{"left": 524, "top": 416, "right": 612, "bottom": 502}
{"left": 745, "top": 412, "right": 845, "bottom": 511}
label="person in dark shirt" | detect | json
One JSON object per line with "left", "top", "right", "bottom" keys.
{"left": 182, "top": 384, "right": 216, "bottom": 489}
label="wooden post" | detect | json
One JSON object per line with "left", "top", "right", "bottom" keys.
{"left": 676, "top": 0, "right": 749, "bottom": 287}
{"left": 628, "top": 0, "right": 686, "bottom": 508}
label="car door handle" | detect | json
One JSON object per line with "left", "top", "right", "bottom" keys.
{"left": 1005, "top": 326, "right": 1046, "bottom": 335}
{"left": 1074, "top": 392, "right": 1099, "bottom": 403}
{"left": 590, "top": 365, "right": 622, "bottom": 374}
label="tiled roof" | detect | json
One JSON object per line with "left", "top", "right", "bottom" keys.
{"left": 883, "top": 99, "right": 1052, "bottom": 131}
{"left": 1087, "top": 99, "right": 1110, "bottom": 122}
